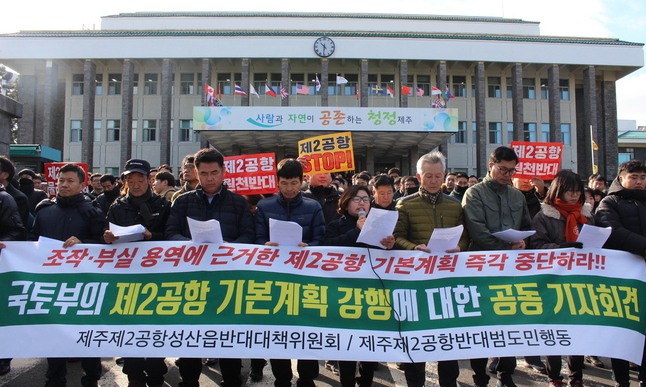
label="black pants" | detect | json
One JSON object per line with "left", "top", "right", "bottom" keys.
{"left": 123, "top": 357, "right": 168, "bottom": 385}
{"left": 611, "top": 342, "right": 646, "bottom": 386}
{"left": 471, "top": 357, "right": 516, "bottom": 385}
{"left": 46, "top": 357, "right": 102, "bottom": 386}
{"left": 338, "top": 361, "right": 377, "bottom": 387}
{"left": 178, "top": 357, "right": 242, "bottom": 387}
{"left": 270, "top": 359, "right": 318, "bottom": 387}
{"left": 546, "top": 355, "right": 583, "bottom": 382}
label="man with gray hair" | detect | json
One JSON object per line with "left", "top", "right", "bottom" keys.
{"left": 393, "top": 150, "right": 469, "bottom": 387}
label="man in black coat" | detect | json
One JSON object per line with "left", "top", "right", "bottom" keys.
{"left": 0, "top": 156, "right": 30, "bottom": 227}
{"left": 31, "top": 163, "right": 105, "bottom": 387}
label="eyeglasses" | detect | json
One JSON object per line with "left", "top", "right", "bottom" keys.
{"left": 495, "top": 165, "right": 518, "bottom": 176}
{"left": 351, "top": 196, "right": 371, "bottom": 203}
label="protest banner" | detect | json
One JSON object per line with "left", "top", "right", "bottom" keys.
{"left": 0, "top": 239, "right": 644, "bottom": 363}
{"left": 223, "top": 153, "right": 278, "bottom": 195}
{"left": 43, "top": 162, "right": 89, "bottom": 198}
{"left": 510, "top": 141, "right": 563, "bottom": 180}
{"left": 298, "top": 132, "right": 354, "bottom": 174}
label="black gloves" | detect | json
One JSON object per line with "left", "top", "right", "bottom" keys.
{"left": 559, "top": 242, "right": 583, "bottom": 249}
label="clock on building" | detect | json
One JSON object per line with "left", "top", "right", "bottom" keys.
{"left": 313, "top": 36, "right": 335, "bottom": 57}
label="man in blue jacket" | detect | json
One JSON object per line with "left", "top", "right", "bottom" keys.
{"left": 166, "top": 148, "right": 254, "bottom": 387}
{"left": 254, "top": 158, "right": 325, "bottom": 387}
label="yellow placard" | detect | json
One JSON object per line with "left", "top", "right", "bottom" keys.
{"left": 297, "top": 132, "right": 355, "bottom": 174}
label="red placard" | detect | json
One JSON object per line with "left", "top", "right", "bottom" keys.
{"left": 223, "top": 153, "right": 278, "bottom": 196}
{"left": 43, "top": 162, "right": 90, "bottom": 198}
{"left": 510, "top": 142, "right": 563, "bottom": 180}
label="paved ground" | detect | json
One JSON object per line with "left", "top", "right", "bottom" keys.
{"left": 0, "top": 357, "right": 638, "bottom": 386}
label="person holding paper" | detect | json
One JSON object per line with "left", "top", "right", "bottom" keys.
{"left": 323, "top": 184, "right": 393, "bottom": 387}
{"left": 165, "top": 148, "right": 254, "bottom": 387}
{"left": 392, "top": 150, "right": 468, "bottom": 387}
{"left": 529, "top": 170, "right": 592, "bottom": 387}
{"left": 462, "top": 146, "right": 532, "bottom": 387}
{"left": 254, "top": 158, "right": 324, "bottom": 387}
{"left": 595, "top": 160, "right": 646, "bottom": 387}
{"left": 99, "top": 159, "right": 171, "bottom": 386}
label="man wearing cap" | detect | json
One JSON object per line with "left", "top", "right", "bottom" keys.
{"left": 102, "top": 159, "right": 170, "bottom": 387}
{"left": 166, "top": 148, "right": 254, "bottom": 387}
{"left": 31, "top": 163, "right": 105, "bottom": 387}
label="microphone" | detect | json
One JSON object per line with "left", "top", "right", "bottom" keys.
{"left": 358, "top": 210, "right": 366, "bottom": 218}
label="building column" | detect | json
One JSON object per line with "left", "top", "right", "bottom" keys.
{"left": 43, "top": 60, "right": 63, "bottom": 153}
{"left": 579, "top": 66, "right": 598, "bottom": 177}
{"left": 511, "top": 63, "right": 524, "bottom": 141}
{"left": 360, "top": 59, "right": 369, "bottom": 108}
{"left": 365, "top": 146, "right": 374, "bottom": 175}
{"left": 241, "top": 59, "right": 250, "bottom": 106}
{"left": 601, "top": 79, "right": 618, "bottom": 177}
{"left": 281, "top": 59, "right": 289, "bottom": 107}
{"left": 81, "top": 60, "right": 96, "bottom": 169}
{"left": 548, "top": 65, "right": 562, "bottom": 142}
{"left": 475, "top": 62, "right": 487, "bottom": 177}
{"left": 399, "top": 60, "right": 408, "bottom": 108}
{"left": 275, "top": 146, "right": 286, "bottom": 161}
{"left": 199, "top": 59, "right": 212, "bottom": 149}
{"left": 120, "top": 59, "right": 134, "bottom": 169}
{"left": 408, "top": 145, "right": 419, "bottom": 176}
{"left": 160, "top": 59, "right": 172, "bottom": 166}
{"left": 320, "top": 59, "right": 328, "bottom": 107}
{"left": 436, "top": 61, "right": 448, "bottom": 158}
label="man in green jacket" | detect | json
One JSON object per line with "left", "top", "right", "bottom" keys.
{"left": 462, "top": 146, "right": 532, "bottom": 387}
{"left": 393, "top": 150, "right": 469, "bottom": 387}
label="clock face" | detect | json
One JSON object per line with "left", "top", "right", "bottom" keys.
{"left": 314, "top": 37, "right": 335, "bottom": 58}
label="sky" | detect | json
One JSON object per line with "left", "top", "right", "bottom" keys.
{"left": 2, "top": 0, "right": 645, "bottom": 126}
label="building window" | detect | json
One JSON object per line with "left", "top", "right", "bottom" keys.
{"left": 540, "top": 78, "right": 549, "bottom": 99}
{"left": 618, "top": 148, "right": 635, "bottom": 164}
{"left": 95, "top": 74, "right": 103, "bottom": 95}
{"left": 541, "top": 123, "right": 550, "bottom": 142}
{"left": 341, "top": 73, "right": 358, "bottom": 96}
{"left": 560, "top": 79, "right": 570, "bottom": 100}
{"left": 132, "top": 120, "right": 138, "bottom": 142}
{"left": 472, "top": 122, "right": 477, "bottom": 144}
{"left": 144, "top": 73, "right": 158, "bottom": 95}
{"left": 94, "top": 120, "right": 101, "bottom": 142}
{"left": 143, "top": 119, "right": 157, "bottom": 142}
{"left": 453, "top": 121, "right": 467, "bottom": 143}
{"left": 107, "top": 120, "right": 120, "bottom": 142}
{"left": 507, "top": 122, "right": 514, "bottom": 143}
{"left": 72, "top": 74, "right": 84, "bottom": 95}
{"left": 217, "top": 73, "right": 231, "bottom": 95}
{"left": 179, "top": 119, "right": 192, "bottom": 142}
{"left": 415, "top": 75, "right": 430, "bottom": 97}
{"left": 522, "top": 78, "right": 536, "bottom": 99}
{"left": 196, "top": 73, "right": 203, "bottom": 96}
{"left": 133, "top": 73, "right": 139, "bottom": 95}
{"left": 524, "top": 123, "right": 537, "bottom": 141}
{"left": 506, "top": 77, "right": 513, "bottom": 98}
{"left": 70, "top": 120, "right": 82, "bottom": 142}
{"left": 487, "top": 77, "right": 502, "bottom": 98}
{"left": 108, "top": 74, "right": 121, "bottom": 95}
{"left": 561, "top": 123, "right": 571, "bottom": 145}
{"left": 452, "top": 75, "right": 466, "bottom": 98}
{"left": 488, "top": 122, "right": 502, "bottom": 144}
{"left": 471, "top": 76, "right": 476, "bottom": 98}
{"left": 105, "top": 167, "right": 120, "bottom": 176}
{"left": 180, "top": 73, "right": 195, "bottom": 95}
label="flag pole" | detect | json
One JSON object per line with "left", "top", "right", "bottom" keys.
{"left": 590, "top": 125, "right": 595, "bottom": 174}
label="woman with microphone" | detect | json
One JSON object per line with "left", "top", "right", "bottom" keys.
{"left": 324, "top": 184, "right": 395, "bottom": 386}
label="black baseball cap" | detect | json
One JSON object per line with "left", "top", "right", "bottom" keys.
{"left": 123, "top": 159, "right": 151, "bottom": 176}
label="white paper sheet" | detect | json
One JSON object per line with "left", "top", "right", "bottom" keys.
{"left": 492, "top": 229, "right": 536, "bottom": 243}
{"left": 109, "top": 222, "right": 146, "bottom": 243}
{"left": 269, "top": 218, "right": 303, "bottom": 246}
{"left": 357, "top": 208, "right": 398, "bottom": 248}
{"left": 187, "top": 217, "right": 224, "bottom": 244}
{"left": 576, "top": 224, "right": 612, "bottom": 248}
{"left": 427, "top": 225, "right": 464, "bottom": 253}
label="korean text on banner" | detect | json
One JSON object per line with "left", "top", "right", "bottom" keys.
{"left": 510, "top": 141, "right": 563, "bottom": 180}
{"left": 298, "top": 131, "right": 355, "bottom": 175}
{"left": 223, "top": 153, "right": 278, "bottom": 195}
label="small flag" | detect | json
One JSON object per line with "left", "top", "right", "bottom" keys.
{"left": 280, "top": 85, "right": 288, "bottom": 99}
{"left": 592, "top": 140, "right": 599, "bottom": 150}
{"left": 315, "top": 75, "right": 321, "bottom": 92}
{"left": 445, "top": 86, "right": 454, "bottom": 99}
{"left": 249, "top": 83, "right": 260, "bottom": 98}
{"left": 401, "top": 85, "right": 412, "bottom": 95}
{"left": 386, "top": 84, "right": 394, "bottom": 98}
{"left": 431, "top": 86, "right": 442, "bottom": 95}
{"left": 432, "top": 97, "right": 446, "bottom": 108}
{"left": 355, "top": 88, "right": 360, "bottom": 101}
{"left": 234, "top": 84, "right": 247, "bottom": 96}
{"left": 371, "top": 84, "right": 383, "bottom": 95}
{"left": 204, "top": 83, "right": 216, "bottom": 106}
{"left": 296, "top": 84, "right": 310, "bottom": 95}
{"left": 265, "top": 83, "right": 277, "bottom": 97}
{"left": 336, "top": 75, "right": 349, "bottom": 85}
{"left": 416, "top": 87, "right": 425, "bottom": 96}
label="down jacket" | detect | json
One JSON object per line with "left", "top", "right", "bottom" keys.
{"left": 530, "top": 203, "right": 594, "bottom": 249}
{"left": 255, "top": 192, "right": 325, "bottom": 246}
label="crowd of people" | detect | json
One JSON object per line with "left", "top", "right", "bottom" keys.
{"left": 0, "top": 144, "right": 643, "bottom": 387}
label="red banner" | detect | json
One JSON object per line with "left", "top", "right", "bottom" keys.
{"left": 223, "top": 153, "right": 278, "bottom": 196}
{"left": 43, "top": 162, "right": 89, "bottom": 198}
{"left": 510, "top": 142, "right": 563, "bottom": 180}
